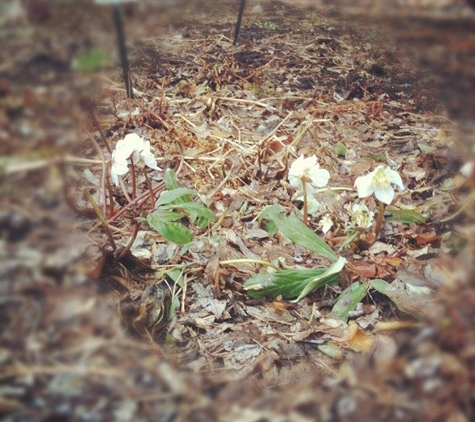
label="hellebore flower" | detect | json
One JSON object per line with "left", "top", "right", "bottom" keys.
{"left": 110, "top": 133, "right": 160, "bottom": 186}
{"left": 354, "top": 165, "right": 404, "bottom": 205}
{"left": 289, "top": 155, "right": 330, "bottom": 194}
{"left": 350, "top": 203, "right": 374, "bottom": 229}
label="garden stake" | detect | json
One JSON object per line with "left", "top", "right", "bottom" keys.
{"left": 112, "top": 1, "right": 134, "bottom": 98}
{"left": 233, "top": 0, "right": 246, "bottom": 45}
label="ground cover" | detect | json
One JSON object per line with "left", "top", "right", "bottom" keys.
{"left": 1, "top": 1, "right": 474, "bottom": 420}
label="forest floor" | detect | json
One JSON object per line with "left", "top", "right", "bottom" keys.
{"left": 1, "top": 1, "right": 474, "bottom": 421}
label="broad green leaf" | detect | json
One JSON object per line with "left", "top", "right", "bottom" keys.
{"left": 197, "top": 214, "right": 213, "bottom": 229}
{"left": 273, "top": 212, "right": 338, "bottom": 262}
{"left": 386, "top": 208, "right": 426, "bottom": 224}
{"left": 263, "top": 220, "right": 277, "bottom": 236}
{"left": 148, "top": 219, "right": 192, "bottom": 244}
{"left": 294, "top": 257, "right": 346, "bottom": 301}
{"left": 331, "top": 282, "right": 367, "bottom": 321}
{"left": 164, "top": 168, "right": 181, "bottom": 190}
{"left": 244, "top": 257, "right": 346, "bottom": 301}
{"left": 147, "top": 210, "right": 183, "bottom": 227}
{"left": 164, "top": 169, "right": 193, "bottom": 203}
{"left": 162, "top": 202, "right": 215, "bottom": 226}
{"left": 259, "top": 205, "right": 338, "bottom": 262}
{"left": 156, "top": 188, "right": 196, "bottom": 206}
{"left": 258, "top": 204, "right": 286, "bottom": 221}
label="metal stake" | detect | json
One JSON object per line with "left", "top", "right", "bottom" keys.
{"left": 233, "top": 0, "right": 246, "bottom": 46}
{"left": 112, "top": 1, "right": 134, "bottom": 99}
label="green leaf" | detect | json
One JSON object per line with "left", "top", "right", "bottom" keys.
{"left": 331, "top": 282, "right": 367, "bottom": 322}
{"left": 168, "top": 295, "right": 180, "bottom": 320}
{"left": 74, "top": 49, "right": 107, "bottom": 72}
{"left": 162, "top": 202, "right": 215, "bottom": 226}
{"left": 368, "top": 153, "right": 387, "bottom": 162}
{"left": 263, "top": 220, "right": 277, "bottom": 236}
{"left": 332, "top": 141, "right": 347, "bottom": 157}
{"left": 369, "top": 278, "right": 390, "bottom": 293}
{"left": 166, "top": 269, "right": 185, "bottom": 287}
{"left": 418, "top": 143, "right": 437, "bottom": 153}
{"left": 156, "top": 188, "right": 196, "bottom": 206}
{"left": 147, "top": 218, "right": 192, "bottom": 244}
{"left": 258, "top": 204, "right": 286, "bottom": 221}
{"left": 244, "top": 257, "right": 346, "bottom": 301}
{"left": 147, "top": 209, "right": 183, "bottom": 226}
{"left": 164, "top": 168, "right": 181, "bottom": 190}
{"left": 318, "top": 343, "right": 343, "bottom": 360}
{"left": 386, "top": 208, "right": 426, "bottom": 224}
{"left": 273, "top": 212, "right": 338, "bottom": 262}
{"left": 338, "top": 230, "right": 359, "bottom": 252}
{"left": 258, "top": 205, "right": 337, "bottom": 262}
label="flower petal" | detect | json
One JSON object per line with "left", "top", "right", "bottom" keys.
{"left": 374, "top": 186, "right": 394, "bottom": 204}
{"left": 123, "top": 133, "right": 144, "bottom": 150}
{"left": 387, "top": 168, "right": 404, "bottom": 190}
{"left": 354, "top": 173, "right": 374, "bottom": 198}
{"left": 308, "top": 168, "right": 330, "bottom": 188}
{"left": 288, "top": 155, "right": 306, "bottom": 179}
{"left": 140, "top": 140, "right": 160, "bottom": 170}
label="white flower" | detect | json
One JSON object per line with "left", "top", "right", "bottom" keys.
{"left": 320, "top": 214, "right": 333, "bottom": 234}
{"left": 289, "top": 155, "right": 330, "bottom": 194}
{"left": 350, "top": 203, "right": 374, "bottom": 229}
{"left": 354, "top": 165, "right": 404, "bottom": 205}
{"left": 110, "top": 133, "right": 160, "bottom": 186}
{"left": 460, "top": 161, "right": 474, "bottom": 178}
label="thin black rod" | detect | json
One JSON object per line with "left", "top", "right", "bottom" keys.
{"left": 112, "top": 2, "right": 134, "bottom": 99}
{"left": 233, "top": 0, "right": 246, "bottom": 46}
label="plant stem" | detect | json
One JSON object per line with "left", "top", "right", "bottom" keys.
{"left": 131, "top": 163, "right": 136, "bottom": 200}
{"left": 302, "top": 178, "right": 308, "bottom": 226}
{"left": 143, "top": 168, "right": 155, "bottom": 208}
{"left": 374, "top": 200, "right": 386, "bottom": 236}
{"left": 84, "top": 188, "right": 117, "bottom": 251}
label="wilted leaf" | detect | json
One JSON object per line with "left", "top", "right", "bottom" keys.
{"left": 370, "top": 278, "right": 433, "bottom": 318}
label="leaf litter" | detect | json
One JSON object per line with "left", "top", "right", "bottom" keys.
{"left": 1, "top": 0, "right": 474, "bottom": 421}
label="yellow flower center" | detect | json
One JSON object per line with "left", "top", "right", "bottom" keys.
{"left": 371, "top": 168, "right": 391, "bottom": 189}
{"left": 354, "top": 210, "right": 371, "bottom": 228}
